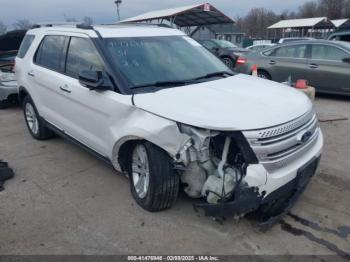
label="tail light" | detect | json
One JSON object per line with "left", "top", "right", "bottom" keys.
{"left": 236, "top": 57, "right": 247, "bottom": 65}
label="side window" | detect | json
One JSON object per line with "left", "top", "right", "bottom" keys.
{"left": 340, "top": 35, "right": 350, "bottom": 42}
{"left": 202, "top": 41, "right": 217, "bottom": 50}
{"left": 35, "top": 35, "right": 66, "bottom": 71}
{"left": 311, "top": 45, "right": 347, "bottom": 61}
{"left": 263, "top": 48, "right": 277, "bottom": 56}
{"left": 274, "top": 45, "right": 307, "bottom": 58}
{"left": 17, "top": 35, "right": 35, "bottom": 58}
{"left": 65, "top": 37, "right": 104, "bottom": 79}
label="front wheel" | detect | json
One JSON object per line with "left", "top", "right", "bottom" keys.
{"left": 129, "top": 142, "right": 180, "bottom": 212}
{"left": 257, "top": 70, "right": 272, "bottom": 80}
{"left": 23, "top": 96, "right": 54, "bottom": 140}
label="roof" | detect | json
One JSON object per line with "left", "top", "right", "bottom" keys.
{"left": 268, "top": 17, "right": 333, "bottom": 29}
{"left": 331, "top": 18, "right": 350, "bottom": 28}
{"left": 122, "top": 3, "right": 235, "bottom": 27}
{"left": 28, "top": 23, "right": 186, "bottom": 38}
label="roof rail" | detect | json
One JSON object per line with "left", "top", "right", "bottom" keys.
{"left": 100, "top": 22, "right": 175, "bottom": 28}
{"left": 31, "top": 22, "right": 94, "bottom": 30}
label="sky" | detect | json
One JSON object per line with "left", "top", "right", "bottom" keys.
{"left": 0, "top": 0, "right": 311, "bottom": 28}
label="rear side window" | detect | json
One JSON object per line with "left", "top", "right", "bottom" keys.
{"left": 65, "top": 37, "right": 104, "bottom": 78}
{"left": 17, "top": 35, "right": 35, "bottom": 58}
{"left": 340, "top": 35, "right": 350, "bottom": 42}
{"left": 35, "top": 35, "right": 66, "bottom": 71}
{"left": 202, "top": 40, "right": 217, "bottom": 50}
{"left": 311, "top": 45, "right": 347, "bottom": 61}
{"left": 274, "top": 45, "right": 307, "bottom": 58}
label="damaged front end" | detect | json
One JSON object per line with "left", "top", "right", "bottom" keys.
{"left": 175, "top": 124, "right": 267, "bottom": 219}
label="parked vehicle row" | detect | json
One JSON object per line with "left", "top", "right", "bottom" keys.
{"left": 234, "top": 40, "right": 350, "bottom": 95}
{"left": 15, "top": 24, "right": 323, "bottom": 223}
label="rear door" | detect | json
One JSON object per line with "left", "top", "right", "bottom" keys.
{"left": 306, "top": 43, "right": 350, "bottom": 94}
{"left": 29, "top": 34, "right": 69, "bottom": 127}
{"left": 265, "top": 44, "right": 309, "bottom": 82}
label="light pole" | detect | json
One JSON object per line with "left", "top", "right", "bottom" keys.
{"left": 115, "top": 0, "right": 122, "bottom": 21}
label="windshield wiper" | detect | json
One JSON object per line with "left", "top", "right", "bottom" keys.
{"left": 194, "top": 71, "right": 234, "bottom": 81}
{"left": 131, "top": 79, "right": 198, "bottom": 89}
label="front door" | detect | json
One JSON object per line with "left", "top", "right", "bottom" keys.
{"left": 266, "top": 44, "right": 309, "bottom": 83}
{"left": 56, "top": 35, "right": 133, "bottom": 157}
{"left": 306, "top": 43, "right": 350, "bottom": 94}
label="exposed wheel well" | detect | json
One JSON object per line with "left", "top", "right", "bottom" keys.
{"left": 118, "top": 139, "right": 141, "bottom": 172}
{"left": 117, "top": 139, "right": 174, "bottom": 173}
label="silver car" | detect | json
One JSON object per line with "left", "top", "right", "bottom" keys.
{"left": 234, "top": 40, "right": 350, "bottom": 95}
{"left": 0, "top": 51, "right": 17, "bottom": 109}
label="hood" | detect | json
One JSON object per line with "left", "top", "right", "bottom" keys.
{"left": 133, "top": 74, "right": 313, "bottom": 131}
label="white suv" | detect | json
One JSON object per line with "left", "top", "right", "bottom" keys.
{"left": 15, "top": 23, "right": 323, "bottom": 224}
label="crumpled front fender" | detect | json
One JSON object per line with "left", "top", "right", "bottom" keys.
{"left": 111, "top": 108, "right": 190, "bottom": 172}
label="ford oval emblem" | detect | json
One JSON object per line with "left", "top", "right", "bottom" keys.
{"left": 297, "top": 130, "right": 312, "bottom": 144}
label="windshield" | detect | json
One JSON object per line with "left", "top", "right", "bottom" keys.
{"left": 213, "top": 40, "right": 237, "bottom": 48}
{"left": 104, "top": 36, "right": 230, "bottom": 88}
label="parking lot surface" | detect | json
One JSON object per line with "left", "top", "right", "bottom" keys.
{"left": 0, "top": 95, "right": 350, "bottom": 256}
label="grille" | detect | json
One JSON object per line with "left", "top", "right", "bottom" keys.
{"left": 243, "top": 110, "right": 319, "bottom": 171}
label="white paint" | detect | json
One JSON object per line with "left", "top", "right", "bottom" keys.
{"left": 134, "top": 74, "right": 313, "bottom": 131}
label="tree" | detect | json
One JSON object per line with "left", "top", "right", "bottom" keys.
{"left": 242, "top": 8, "right": 278, "bottom": 38}
{"left": 64, "top": 16, "right": 77, "bottom": 22}
{"left": 0, "top": 20, "right": 7, "bottom": 35}
{"left": 13, "top": 19, "right": 32, "bottom": 30}
{"left": 318, "top": 0, "right": 347, "bottom": 18}
{"left": 298, "top": 1, "right": 321, "bottom": 18}
{"left": 82, "top": 16, "right": 94, "bottom": 25}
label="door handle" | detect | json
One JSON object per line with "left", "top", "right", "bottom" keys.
{"left": 309, "top": 64, "right": 318, "bottom": 69}
{"left": 59, "top": 85, "right": 71, "bottom": 93}
{"left": 27, "top": 71, "right": 35, "bottom": 77}
{"left": 269, "top": 60, "right": 276, "bottom": 65}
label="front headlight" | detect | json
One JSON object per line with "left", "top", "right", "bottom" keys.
{"left": 0, "top": 71, "right": 16, "bottom": 82}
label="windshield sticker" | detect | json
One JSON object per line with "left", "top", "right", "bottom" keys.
{"left": 182, "top": 36, "right": 201, "bottom": 47}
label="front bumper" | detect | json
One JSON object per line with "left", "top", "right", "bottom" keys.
{"left": 0, "top": 81, "right": 18, "bottom": 101}
{"left": 194, "top": 130, "right": 323, "bottom": 226}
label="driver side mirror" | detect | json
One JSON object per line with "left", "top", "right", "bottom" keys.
{"left": 342, "top": 57, "right": 350, "bottom": 64}
{"left": 78, "top": 70, "right": 113, "bottom": 91}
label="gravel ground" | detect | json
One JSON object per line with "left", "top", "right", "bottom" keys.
{"left": 0, "top": 94, "right": 349, "bottom": 257}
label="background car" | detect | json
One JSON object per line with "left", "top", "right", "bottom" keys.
{"left": 200, "top": 39, "right": 251, "bottom": 69}
{"left": 0, "top": 30, "right": 26, "bottom": 108}
{"left": 234, "top": 40, "right": 350, "bottom": 95}
{"left": 246, "top": 43, "right": 276, "bottom": 52}
{"left": 328, "top": 31, "right": 350, "bottom": 42}
{"left": 278, "top": 37, "right": 314, "bottom": 44}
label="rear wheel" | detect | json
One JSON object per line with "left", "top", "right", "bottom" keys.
{"left": 221, "top": 57, "right": 234, "bottom": 69}
{"left": 129, "top": 142, "right": 180, "bottom": 212}
{"left": 23, "top": 96, "right": 54, "bottom": 140}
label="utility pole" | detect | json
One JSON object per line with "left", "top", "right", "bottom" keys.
{"left": 115, "top": 0, "right": 122, "bottom": 21}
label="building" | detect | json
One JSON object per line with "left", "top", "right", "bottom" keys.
{"left": 191, "top": 23, "right": 244, "bottom": 46}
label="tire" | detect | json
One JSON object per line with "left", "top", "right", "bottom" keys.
{"left": 128, "top": 141, "right": 180, "bottom": 212}
{"left": 221, "top": 57, "right": 234, "bottom": 69}
{"left": 257, "top": 70, "right": 272, "bottom": 80}
{"left": 22, "top": 96, "right": 54, "bottom": 140}
{"left": 0, "top": 100, "right": 9, "bottom": 109}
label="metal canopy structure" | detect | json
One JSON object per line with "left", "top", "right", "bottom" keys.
{"left": 332, "top": 19, "right": 350, "bottom": 29}
{"left": 268, "top": 17, "right": 333, "bottom": 30}
{"left": 122, "top": 3, "right": 235, "bottom": 27}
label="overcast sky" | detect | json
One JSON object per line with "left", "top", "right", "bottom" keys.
{"left": 0, "top": 0, "right": 310, "bottom": 27}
